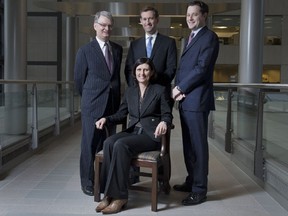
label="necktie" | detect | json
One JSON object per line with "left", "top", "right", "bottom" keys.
{"left": 187, "top": 32, "right": 195, "bottom": 47}
{"left": 104, "top": 43, "right": 112, "bottom": 73}
{"left": 146, "top": 36, "right": 153, "bottom": 58}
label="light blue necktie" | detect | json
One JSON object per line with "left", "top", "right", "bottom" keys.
{"left": 146, "top": 36, "right": 153, "bottom": 58}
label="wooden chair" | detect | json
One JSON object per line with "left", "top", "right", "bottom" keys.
{"left": 94, "top": 122, "right": 173, "bottom": 212}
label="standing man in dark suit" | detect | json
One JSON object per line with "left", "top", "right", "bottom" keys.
{"left": 74, "top": 11, "right": 123, "bottom": 196}
{"left": 124, "top": 6, "right": 177, "bottom": 184}
{"left": 172, "top": 1, "right": 219, "bottom": 205}
{"left": 125, "top": 6, "right": 177, "bottom": 89}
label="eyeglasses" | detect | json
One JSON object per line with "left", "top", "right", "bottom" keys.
{"left": 97, "top": 22, "right": 113, "bottom": 29}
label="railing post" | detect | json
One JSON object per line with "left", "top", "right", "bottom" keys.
{"left": 0, "top": 145, "right": 2, "bottom": 169}
{"left": 31, "top": 83, "right": 38, "bottom": 149}
{"left": 208, "top": 111, "right": 214, "bottom": 139}
{"left": 225, "top": 88, "right": 233, "bottom": 153}
{"left": 254, "top": 90, "right": 265, "bottom": 180}
{"left": 54, "top": 83, "right": 60, "bottom": 135}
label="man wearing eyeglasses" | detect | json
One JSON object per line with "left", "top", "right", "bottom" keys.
{"left": 74, "top": 11, "right": 123, "bottom": 196}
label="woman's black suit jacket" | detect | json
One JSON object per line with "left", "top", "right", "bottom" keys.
{"left": 106, "top": 84, "right": 173, "bottom": 142}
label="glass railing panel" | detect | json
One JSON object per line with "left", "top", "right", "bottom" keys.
{"left": 214, "top": 91, "right": 229, "bottom": 136}
{"left": 0, "top": 80, "right": 77, "bottom": 162}
{"left": 0, "top": 84, "right": 30, "bottom": 148}
{"left": 59, "top": 87, "right": 72, "bottom": 121}
{"left": 234, "top": 90, "right": 258, "bottom": 149}
{"left": 36, "top": 88, "right": 57, "bottom": 130}
{"left": 263, "top": 92, "right": 288, "bottom": 166}
{"left": 231, "top": 91, "right": 238, "bottom": 140}
{"left": 74, "top": 92, "right": 81, "bottom": 114}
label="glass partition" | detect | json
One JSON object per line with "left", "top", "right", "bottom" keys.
{"left": 213, "top": 84, "right": 288, "bottom": 181}
{"left": 263, "top": 92, "right": 288, "bottom": 166}
{"left": 0, "top": 81, "right": 77, "bottom": 150}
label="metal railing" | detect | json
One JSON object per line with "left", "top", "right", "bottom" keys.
{"left": 212, "top": 83, "right": 288, "bottom": 208}
{"left": 1, "top": 80, "right": 288, "bottom": 208}
{"left": 0, "top": 79, "right": 80, "bottom": 170}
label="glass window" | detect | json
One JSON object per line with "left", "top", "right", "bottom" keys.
{"left": 212, "top": 15, "right": 282, "bottom": 45}
{"left": 212, "top": 15, "right": 240, "bottom": 45}
{"left": 264, "top": 16, "right": 282, "bottom": 45}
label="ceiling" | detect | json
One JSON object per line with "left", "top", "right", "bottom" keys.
{"left": 34, "top": 1, "right": 241, "bottom": 17}
{"left": 34, "top": 0, "right": 241, "bottom": 40}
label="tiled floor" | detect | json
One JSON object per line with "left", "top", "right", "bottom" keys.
{"left": 0, "top": 110, "right": 287, "bottom": 216}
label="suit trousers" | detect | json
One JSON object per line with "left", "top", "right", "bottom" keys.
{"left": 179, "top": 109, "right": 210, "bottom": 194}
{"left": 100, "top": 131, "right": 160, "bottom": 199}
{"left": 80, "top": 115, "right": 115, "bottom": 188}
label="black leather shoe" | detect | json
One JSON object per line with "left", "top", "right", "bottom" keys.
{"left": 182, "top": 192, "right": 207, "bottom": 205}
{"left": 81, "top": 186, "right": 94, "bottom": 196}
{"left": 173, "top": 182, "right": 192, "bottom": 192}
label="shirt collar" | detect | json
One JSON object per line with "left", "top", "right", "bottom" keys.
{"left": 145, "top": 31, "right": 158, "bottom": 40}
{"left": 95, "top": 36, "right": 108, "bottom": 49}
{"left": 191, "top": 26, "right": 204, "bottom": 37}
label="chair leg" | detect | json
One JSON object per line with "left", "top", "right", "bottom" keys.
{"left": 151, "top": 164, "right": 158, "bottom": 212}
{"left": 162, "top": 158, "right": 171, "bottom": 194}
{"left": 94, "top": 156, "right": 101, "bottom": 202}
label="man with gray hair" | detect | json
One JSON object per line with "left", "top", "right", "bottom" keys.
{"left": 74, "top": 11, "right": 123, "bottom": 196}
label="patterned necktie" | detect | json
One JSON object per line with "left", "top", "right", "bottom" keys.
{"left": 146, "top": 36, "right": 153, "bottom": 58}
{"left": 187, "top": 32, "right": 195, "bottom": 47}
{"left": 104, "top": 43, "right": 112, "bottom": 73}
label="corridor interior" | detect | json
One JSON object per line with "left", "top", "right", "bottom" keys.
{"left": 0, "top": 110, "right": 287, "bottom": 216}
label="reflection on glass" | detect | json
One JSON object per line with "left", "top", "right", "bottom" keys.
{"left": 0, "top": 82, "right": 78, "bottom": 150}
{"left": 263, "top": 92, "right": 288, "bottom": 166}
{"left": 212, "top": 15, "right": 282, "bottom": 45}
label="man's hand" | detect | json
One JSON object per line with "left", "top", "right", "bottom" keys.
{"left": 95, "top": 118, "right": 106, "bottom": 129}
{"left": 172, "top": 86, "right": 185, "bottom": 101}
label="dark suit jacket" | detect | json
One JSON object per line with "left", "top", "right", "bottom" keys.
{"left": 106, "top": 84, "right": 173, "bottom": 142}
{"left": 125, "top": 33, "right": 177, "bottom": 87}
{"left": 74, "top": 38, "right": 123, "bottom": 119}
{"left": 175, "top": 26, "right": 219, "bottom": 112}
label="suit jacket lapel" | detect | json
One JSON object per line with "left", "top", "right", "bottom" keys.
{"left": 91, "top": 39, "right": 112, "bottom": 77}
{"left": 129, "top": 86, "right": 140, "bottom": 116}
{"left": 91, "top": 39, "right": 106, "bottom": 64}
{"left": 182, "top": 26, "right": 208, "bottom": 56}
{"left": 110, "top": 42, "right": 116, "bottom": 74}
{"left": 137, "top": 37, "right": 148, "bottom": 57}
{"left": 140, "top": 86, "right": 156, "bottom": 116}
{"left": 149, "top": 33, "right": 162, "bottom": 59}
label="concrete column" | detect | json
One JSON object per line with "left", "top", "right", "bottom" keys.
{"left": 4, "top": 0, "right": 27, "bottom": 134}
{"left": 238, "top": 0, "right": 264, "bottom": 83}
{"left": 66, "top": 16, "right": 78, "bottom": 112}
{"left": 237, "top": 0, "right": 264, "bottom": 140}
{"left": 66, "top": 16, "right": 76, "bottom": 83}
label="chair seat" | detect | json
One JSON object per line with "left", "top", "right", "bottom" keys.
{"left": 96, "top": 150, "right": 161, "bottom": 162}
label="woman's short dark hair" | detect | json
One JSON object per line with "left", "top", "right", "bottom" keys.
{"left": 132, "top": 57, "right": 157, "bottom": 84}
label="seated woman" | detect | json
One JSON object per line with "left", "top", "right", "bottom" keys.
{"left": 95, "top": 57, "right": 173, "bottom": 214}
